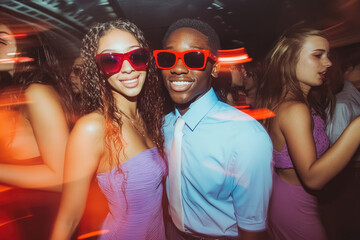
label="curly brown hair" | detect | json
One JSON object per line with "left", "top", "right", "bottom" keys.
{"left": 80, "top": 18, "right": 166, "bottom": 171}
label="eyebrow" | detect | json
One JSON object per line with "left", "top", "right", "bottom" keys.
{"left": 99, "top": 45, "right": 140, "bottom": 54}
{"left": 0, "top": 31, "right": 10, "bottom": 35}
{"left": 312, "top": 49, "right": 326, "bottom": 52}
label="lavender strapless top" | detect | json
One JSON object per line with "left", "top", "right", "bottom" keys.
{"left": 274, "top": 109, "right": 330, "bottom": 169}
{"left": 96, "top": 148, "right": 167, "bottom": 240}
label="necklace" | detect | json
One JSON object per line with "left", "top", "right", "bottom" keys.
{"left": 120, "top": 110, "right": 145, "bottom": 137}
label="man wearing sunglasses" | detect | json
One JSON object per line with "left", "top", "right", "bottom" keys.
{"left": 158, "top": 18, "right": 273, "bottom": 240}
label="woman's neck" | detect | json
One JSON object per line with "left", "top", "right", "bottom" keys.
{"left": 113, "top": 91, "right": 138, "bottom": 118}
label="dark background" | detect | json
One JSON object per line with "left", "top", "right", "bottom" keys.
{"left": 1, "top": 0, "right": 360, "bottom": 61}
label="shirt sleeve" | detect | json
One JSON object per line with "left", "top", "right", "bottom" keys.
{"left": 230, "top": 126, "right": 273, "bottom": 231}
{"left": 327, "top": 102, "right": 353, "bottom": 145}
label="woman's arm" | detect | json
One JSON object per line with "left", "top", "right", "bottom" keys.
{"left": 51, "top": 113, "right": 104, "bottom": 240}
{"left": 279, "top": 102, "right": 360, "bottom": 190}
{"left": 0, "top": 84, "right": 69, "bottom": 191}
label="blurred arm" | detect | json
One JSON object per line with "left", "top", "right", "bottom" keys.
{"left": 51, "top": 113, "right": 104, "bottom": 240}
{"left": 233, "top": 126, "right": 273, "bottom": 239}
{"left": 0, "top": 84, "right": 69, "bottom": 191}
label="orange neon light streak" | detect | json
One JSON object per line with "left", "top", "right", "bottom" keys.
{"left": 235, "top": 105, "right": 251, "bottom": 109}
{"left": 0, "top": 186, "right": 13, "bottom": 193}
{"left": 0, "top": 89, "right": 29, "bottom": 107}
{"left": 0, "top": 100, "right": 30, "bottom": 107}
{"left": 218, "top": 47, "right": 253, "bottom": 65}
{"left": 234, "top": 106, "right": 276, "bottom": 120}
{"left": 0, "top": 57, "right": 34, "bottom": 64}
{"left": 0, "top": 214, "right": 33, "bottom": 227}
{"left": 2, "top": 34, "right": 28, "bottom": 39}
{"left": 77, "top": 229, "right": 110, "bottom": 239}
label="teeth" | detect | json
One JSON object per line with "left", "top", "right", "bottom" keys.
{"left": 171, "top": 81, "right": 192, "bottom": 86}
{"left": 122, "top": 79, "right": 137, "bottom": 84}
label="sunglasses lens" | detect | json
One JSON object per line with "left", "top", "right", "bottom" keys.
{"left": 99, "top": 54, "right": 122, "bottom": 74}
{"left": 184, "top": 52, "right": 205, "bottom": 69}
{"left": 157, "top": 52, "right": 176, "bottom": 68}
{"left": 129, "top": 48, "right": 149, "bottom": 70}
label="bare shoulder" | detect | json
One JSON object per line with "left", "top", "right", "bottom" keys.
{"left": 23, "top": 84, "right": 67, "bottom": 124}
{"left": 72, "top": 111, "right": 105, "bottom": 140}
{"left": 277, "top": 101, "right": 312, "bottom": 135}
{"left": 66, "top": 111, "right": 106, "bottom": 165}
{"left": 277, "top": 101, "right": 310, "bottom": 125}
{"left": 25, "top": 83, "right": 61, "bottom": 101}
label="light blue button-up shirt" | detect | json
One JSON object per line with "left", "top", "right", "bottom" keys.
{"left": 164, "top": 88, "right": 273, "bottom": 237}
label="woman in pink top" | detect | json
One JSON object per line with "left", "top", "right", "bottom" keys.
{"left": 256, "top": 25, "right": 360, "bottom": 239}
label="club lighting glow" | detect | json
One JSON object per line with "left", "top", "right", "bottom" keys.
{"left": 218, "top": 48, "right": 252, "bottom": 65}
{"left": 0, "top": 57, "right": 34, "bottom": 64}
{"left": 234, "top": 106, "right": 276, "bottom": 120}
{"left": 77, "top": 229, "right": 110, "bottom": 239}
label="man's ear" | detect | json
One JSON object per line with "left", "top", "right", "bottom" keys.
{"left": 211, "top": 62, "right": 220, "bottom": 78}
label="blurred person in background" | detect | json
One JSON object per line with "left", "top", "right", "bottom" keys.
{"left": 69, "top": 55, "right": 83, "bottom": 96}
{"left": 67, "top": 55, "right": 84, "bottom": 124}
{"left": 51, "top": 18, "right": 167, "bottom": 240}
{"left": 342, "top": 44, "right": 360, "bottom": 91}
{"left": 0, "top": 16, "right": 76, "bottom": 240}
{"left": 318, "top": 48, "right": 360, "bottom": 240}
{"left": 326, "top": 49, "right": 360, "bottom": 153}
{"left": 242, "top": 60, "right": 263, "bottom": 109}
{"left": 213, "top": 60, "right": 263, "bottom": 109}
{"left": 256, "top": 24, "right": 360, "bottom": 240}
{"left": 68, "top": 52, "right": 109, "bottom": 240}
{"left": 213, "top": 63, "right": 247, "bottom": 106}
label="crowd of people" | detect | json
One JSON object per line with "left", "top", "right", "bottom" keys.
{"left": 0, "top": 12, "right": 360, "bottom": 240}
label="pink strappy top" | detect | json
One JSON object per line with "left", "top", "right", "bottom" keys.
{"left": 274, "top": 109, "right": 330, "bottom": 169}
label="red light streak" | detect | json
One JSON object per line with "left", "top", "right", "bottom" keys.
{"left": 1, "top": 34, "right": 27, "bottom": 39}
{"left": 322, "top": 21, "right": 345, "bottom": 32}
{"left": 5, "top": 34, "right": 27, "bottom": 38}
{"left": 77, "top": 229, "right": 110, "bottom": 239}
{"left": 0, "top": 57, "right": 34, "bottom": 64}
{"left": 218, "top": 48, "right": 252, "bottom": 65}
{"left": 234, "top": 106, "right": 276, "bottom": 120}
{"left": 235, "top": 105, "right": 251, "bottom": 109}
{"left": 0, "top": 186, "right": 13, "bottom": 193}
{"left": 0, "top": 214, "right": 33, "bottom": 227}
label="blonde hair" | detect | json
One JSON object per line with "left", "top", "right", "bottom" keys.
{"left": 256, "top": 25, "right": 334, "bottom": 128}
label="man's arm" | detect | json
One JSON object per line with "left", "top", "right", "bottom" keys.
{"left": 232, "top": 124, "right": 273, "bottom": 240}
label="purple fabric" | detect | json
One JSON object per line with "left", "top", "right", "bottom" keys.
{"left": 274, "top": 109, "right": 329, "bottom": 169}
{"left": 268, "top": 110, "right": 330, "bottom": 239}
{"left": 267, "top": 173, "right": 327, "bottom": 240}
{"left": 96, "top": 148, "right": 167, "bottom": 240}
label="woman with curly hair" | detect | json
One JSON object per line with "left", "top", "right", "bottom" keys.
{"left": 256, "top": 25, "right": 360, "bottom": 239}
{"left": 51, "top": 18, "right": 167, "bottom": 240}
{"left": 0, "top": 16, "right": 76, "bottom": 239}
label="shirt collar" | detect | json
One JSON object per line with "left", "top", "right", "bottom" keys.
{"left": 174, "top": 88, "right": 218, "bottom": 131}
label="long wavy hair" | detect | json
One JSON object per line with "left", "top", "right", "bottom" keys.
{"left": 0, "top": 16, "right": 76, "bottom": 128}
{"left": 80, "top": 18, "right": 165, "bottom": 171}
{"left": 256, "top": 25, "right": 335, "bottom": 129}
